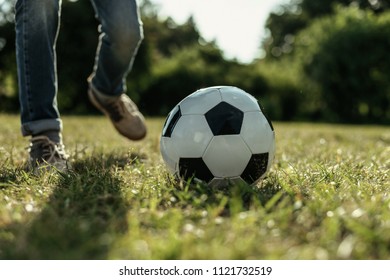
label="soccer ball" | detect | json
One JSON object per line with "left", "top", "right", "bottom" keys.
{"left": 160, "top": 86, "right": 275, "bottom": 186}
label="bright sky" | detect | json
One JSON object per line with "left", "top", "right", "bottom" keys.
{"left": 151, "top": 0, "right": 289, "bottom": 63}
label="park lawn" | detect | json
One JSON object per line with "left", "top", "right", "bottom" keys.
{"left": 0, "top": 114, "right": 389, "bottom": 259}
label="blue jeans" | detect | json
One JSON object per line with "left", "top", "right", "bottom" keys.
{"left": 15, "top": 0, "right": 143, "bottom": 136}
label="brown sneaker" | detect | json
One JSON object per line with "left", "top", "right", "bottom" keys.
{"left": 28, "top": 135, "right": 71, "bottom": 174}
{"left": 88, "top": 84, "right": 147, "bottom": 141}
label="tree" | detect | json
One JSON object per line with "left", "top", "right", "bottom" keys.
{"left": 295, "top": 7, "right": 390, "bottom": 123}
{"left": 263, "top": 0, "right": 390, "bottom": 59}
{"left": 0, "top": 0, "right": 18, "bottom": 112}
{"left": 55, "top": 0, "right": 100, "bottom": 113}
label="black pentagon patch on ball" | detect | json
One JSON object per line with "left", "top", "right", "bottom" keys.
{"left": 179, "top": 158, "right": 214, "bottom": 183}
{"left": 205, "top": 102, "right": 244, "bottom": 135}
{"left": 241, "top": 153, "right": 269, "bottom": 184}
{"left": 162, "top": 106, "right": 182, "bottom": 137}
{"left": 258, "top": 101, "right": 274, "bottom": 131}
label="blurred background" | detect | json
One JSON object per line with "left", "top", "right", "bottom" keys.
{"left": 0, "top": 0, "right": 389, "bottom": 124}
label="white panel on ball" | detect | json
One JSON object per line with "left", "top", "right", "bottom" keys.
{"left": 160, "top": 137, "right": 179, "bottom": 173}
{"left": 172, "top": 115, "right": 213, "bottom": 158}
{"left": 240, "top": 111, "right": 274, "bottom": 154}
{"left": 203, "top": 135, "right": 252, "bottom": 177}
{"left": 179, "top": 88, "right": 222, "bottom": 115}
{"left": 220, "top": 86, "right": 260, "bottom": 112}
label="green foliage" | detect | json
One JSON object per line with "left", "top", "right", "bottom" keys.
{"left": 263, "top": 6, "right": 307, "bottom": 59}
{"left": 140, "top": 44, "right": 227, "bottom": 115}
{"left": 261, "top": 2, "right": 390, "bottom": 123}
{"left": 139, "top": 44, "right": 267, "bottom": 116}
{"left": 0, "top": 114, "right": 389, "bottom": 259}
{"left": 0, "top": 0, "right": 18, "bottom": 112}
{"left": 295, "top": 7, "right": 390, "bottom": 123}
{"left": 255, "top": 59, "right": 304, "bottom": 121}
{"left": 56, "top": 0, "right": 99, "bottom": 113}
{"left": 263, "top": 0, "right": 390, "bottom": 58}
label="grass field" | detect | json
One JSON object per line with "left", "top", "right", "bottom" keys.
{"left": 0, "top": 114, "right": 389, "bottom": 259}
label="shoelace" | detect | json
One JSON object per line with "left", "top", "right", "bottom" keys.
{"left": 104, "top": 101, "right": 124, "bottom": 122}
{"left": 103, "top": 95, "right": 137, "bottom": 122}
{"left": 29, "top": 136, "right": 68, "bottom": 162}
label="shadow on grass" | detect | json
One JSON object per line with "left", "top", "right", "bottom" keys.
{"left": 0, "top": 153, "right": 142, "bottom": 259}
{"left": 168, "top": 173, "right": 285, "bottom": 216}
